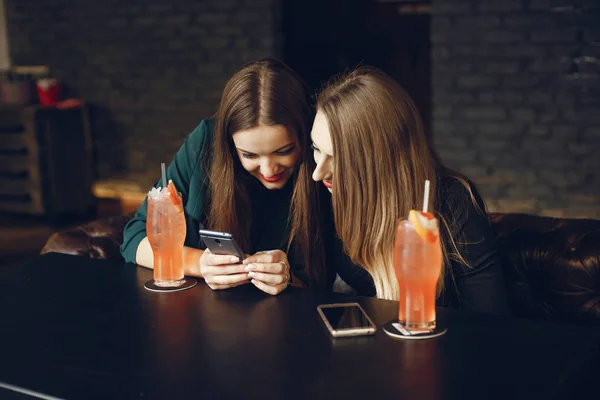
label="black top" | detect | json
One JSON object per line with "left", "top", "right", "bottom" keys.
{"left": 334, "top": 176, "right": 511, "bottom": 315}
{"left": 0, "top": 254, "right": 597, "bottom": 400}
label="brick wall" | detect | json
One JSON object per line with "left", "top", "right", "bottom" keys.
{"left": 5, "top": 0, "right": 281, "bottom": 188}
{"left": 431, "top": 0, "right": 600, "bottom": 218}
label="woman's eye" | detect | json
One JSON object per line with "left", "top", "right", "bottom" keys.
{"left": 242, "top": 153, "right": 257, "bottom": 159}
{"left": 311, "top": 144, "right": 320, "bottom": 153}
{"left": 276, "top": 147, "right": 295, "bottom": 155}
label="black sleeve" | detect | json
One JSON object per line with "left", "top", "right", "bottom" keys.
{"left": 323, "top": 194, "right": 375, "bottom": 296}
{"left": 440, "top": 178, "right": 511, "bottom": 316}
{"left": 329, "top": 232, "right": 376, "bottom": 297}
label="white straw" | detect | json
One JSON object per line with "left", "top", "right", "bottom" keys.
{"left": 422, "top": 179, "right": 430, "bottom": 213}
{"left": 161, "top": 163, "right": 167, "bottom": 189}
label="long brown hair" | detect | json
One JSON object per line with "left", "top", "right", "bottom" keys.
{"left": 315, "top": 67, "right": 473, "bottom": 300}
{"left": 208, "top": 58, "right": 328, "bottom": 290}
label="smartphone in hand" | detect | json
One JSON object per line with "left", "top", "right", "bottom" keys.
{"left": 199, "top": 229, "right": 245, "bottom": 262}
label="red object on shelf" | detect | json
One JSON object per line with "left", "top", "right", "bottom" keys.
{"left": 36, "top": 78, "right": 61, "bottom": 106}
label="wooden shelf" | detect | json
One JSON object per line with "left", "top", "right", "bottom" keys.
{"left": 0, "top": 104, "right": 95, "bottom": 216}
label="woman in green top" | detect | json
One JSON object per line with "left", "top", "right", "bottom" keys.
{"left": 120, "top": 58, "right": 333, "bottom": 295}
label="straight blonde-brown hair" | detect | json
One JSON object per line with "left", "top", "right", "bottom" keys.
{"left": 315, "top": 67, "right": 472, "bottom": 300}
{"left": 208, "top": 58, "right": 329, "bottom": 290}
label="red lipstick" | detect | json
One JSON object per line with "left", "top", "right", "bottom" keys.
{"left": 323, "top": 180, "right": 332, "bottom": 189}
{"left": 261, "top": 173, "right": 283, "bottom": 183}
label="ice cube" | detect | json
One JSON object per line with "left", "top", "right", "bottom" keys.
{"left": 147, "top": 186, "right": 167, "bottom": 200}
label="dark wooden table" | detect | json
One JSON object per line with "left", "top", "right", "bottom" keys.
{"left": 0, "top": 254, "right": 598, "bottom": 400}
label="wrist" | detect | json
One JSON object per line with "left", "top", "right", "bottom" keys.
{"left": 183, "top": 247, "right": 204, "bottom": 278}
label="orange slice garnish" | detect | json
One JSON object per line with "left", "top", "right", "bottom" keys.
{"left": 408, "top": 210, "right": 439, "bottom": 243}
{"left": 167, "top": 180, "right": 182, "bottom": 207}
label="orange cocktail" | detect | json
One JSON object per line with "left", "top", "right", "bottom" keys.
{"left": 393, "top": 210, "right": 442, "bottom": 331}
{"left": 146, "top": 180, "right": 186, "bottom": 287}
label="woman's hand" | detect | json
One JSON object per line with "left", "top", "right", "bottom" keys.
{"left": 199, "top": 248, "right": 251, "bottom": 290}
{"left": 243, "top": 250, "right": 291, "bottom": 295}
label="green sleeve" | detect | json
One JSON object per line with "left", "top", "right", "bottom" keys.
{"left": 120, "top": 120, "right": 211, "bottom": 263}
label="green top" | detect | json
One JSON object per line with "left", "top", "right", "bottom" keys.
{"left": 120, "top": 119, "right": 306, "bottom": 280}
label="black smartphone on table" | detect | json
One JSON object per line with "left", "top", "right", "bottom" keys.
{"left": 199, "top": 229, "right": 245, "bottom": 262}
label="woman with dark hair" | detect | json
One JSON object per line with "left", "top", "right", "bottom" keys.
{"left": 121, "top": 58, "right": 332, "bottom": 295}
{"left": 303, "top": 66, "right": 509, "bottom": 314}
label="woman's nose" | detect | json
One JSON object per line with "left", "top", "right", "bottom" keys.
{"left": 312, "top": 157, "right": 328, "bottom": 181}
{"left": 260, "top": 158, "right": 277, "bottom": 176}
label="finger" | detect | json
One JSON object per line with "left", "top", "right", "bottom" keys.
{"left": 205, "top": 253, "right": 241, "bottom": 266}
{"left": 202, "top": 264, "right": 247, "bottom": 276}
{"left": 244, "top": 262, "right": 285, "bottom": 274}
{"left": 205, "top": 273, "right": 251, "bottom": 286}
{"left": 243, "top": 249, "right": 285, "bottom": 264}
{"left": 251, "top": 279, "right": 287, "bottom": 296}
{"left": 247, "top": 270, "right": 287, "bottom": 285}
{"left": 207, "top": 279, "right": 251, "bottom": 291}
{"left": 243, "top": 253, "right": 275, "bottom": 264}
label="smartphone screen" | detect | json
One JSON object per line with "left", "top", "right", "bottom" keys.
{"left": 317, "top": 303, "right": 376, "bottom": 337}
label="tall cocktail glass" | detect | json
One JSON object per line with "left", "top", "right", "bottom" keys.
{"left": 146, "top": 181, "right": 186, "bottom": 287}
{"left": 393, "top": 211, "right": 442, "bottom": 332}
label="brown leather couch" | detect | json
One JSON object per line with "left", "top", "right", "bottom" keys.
{"left": 41, "top": 213, "right": 600, "bottom": 326}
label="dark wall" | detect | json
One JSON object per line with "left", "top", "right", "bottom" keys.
{"left": 431, "top": 0, "right": 600, "bottom": 218}
{"left": 282, "top": 1, "right": 431, "bottom": 129}
{"left": 5, "top": 0, "right": 281, "bottom": 187}
{"left": 281, "top": 0, "right": 370, "bottom": 92}
{"left": 8, "top": 0, "right": 599, "bottom": 219}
